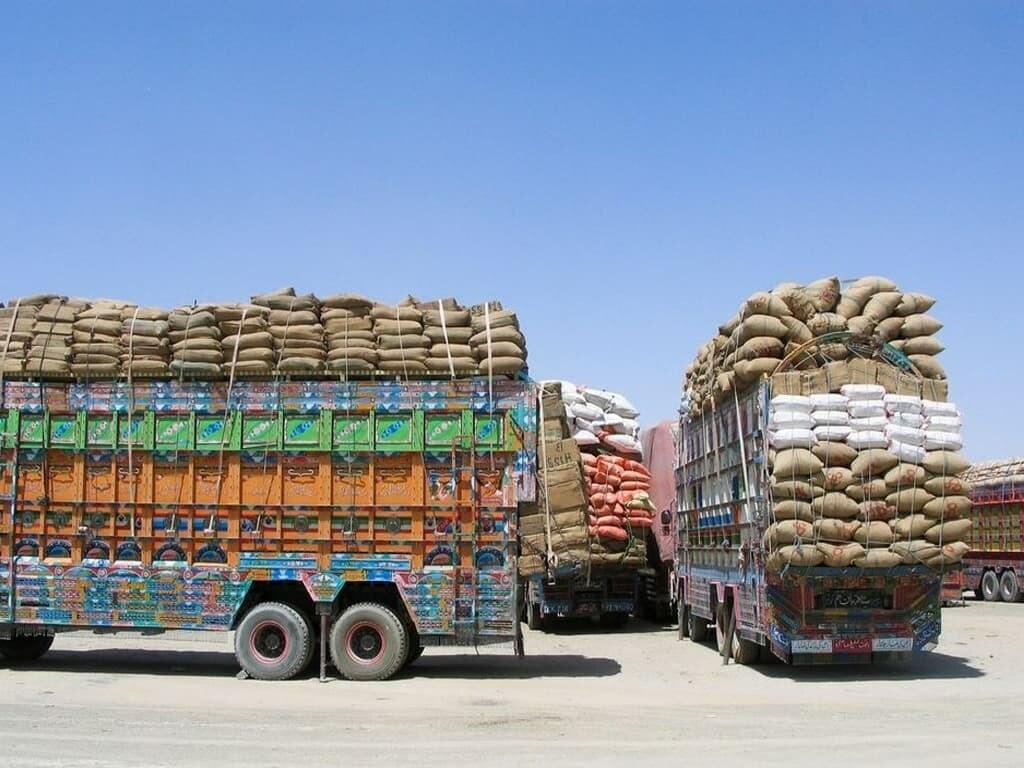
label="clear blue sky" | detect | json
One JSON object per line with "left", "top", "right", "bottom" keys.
{"left": 1, "top": 2, "right": 1021, "bottom": 461}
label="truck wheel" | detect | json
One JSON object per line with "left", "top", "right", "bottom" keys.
{"left": 1000, "top": 570, "right": 1021, "bottom": 603}
{"left": 731, "top": 633, "right": 760, "bottom": 665}
{"left": 329, "top": 603, "right": 408, "bottom": 682}
{"left": 526, "top": 600, "right": 543, "bottom": 631}
{"left": 686, "top": 606, "right": 708, "bottom": 643}
{"left": 981, "top": 570, "right": 1003, "bottom": 602}
{"left": 0, "top": 634, "right": 54, "bottom": 663}
{"left": 234, "top": 602, "right": 312, "bottom": 681}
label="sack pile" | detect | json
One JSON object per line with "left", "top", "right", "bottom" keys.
{"left": 548, "top": 381, "right": 643, "bottom": 457}
{"left": 371, "top": 301, "right": 428, "bottom": 374}
{"left": 217, "top": 304, "right": 274, "bottom": 376}
{"left": 320, "top": 294, "right": 376, "bottom": 373}
{"left": 1, "top": 289, "right": 529, "bottom": 379}
{"left": 765, "top": 387, "right": 972, "bottom": 571}
{"left": 583, "top": 453, "right": 655, "bottom": 544}
{"left": 470, "top": 301, "right": 527, "bottom": 375}
{"left": 685, "top": 275, "right": 947, "bottom": 417}
{"left": 422, "top": 300, "right": 476, "bottom": 374}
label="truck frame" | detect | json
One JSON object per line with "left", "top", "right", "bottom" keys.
{"left": 675, "top": 378, "right": 944, "bottom": 664}
{"left": 0, "top": 375, "right": 536, "bottom": 681}
{"left": 961, "top": 465, "right": 1024, "bottom": 603}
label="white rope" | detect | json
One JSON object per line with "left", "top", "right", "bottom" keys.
{"left": 0, "top": 298, "right": 23, "bottom": 402}
{"left": 126, "top": 307, "right": 141, "bottom": 538}
{"left": 438, "top": 300, "right": 455, "bottom": 379}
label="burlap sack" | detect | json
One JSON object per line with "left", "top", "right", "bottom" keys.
{"left": 370, "top": 305, "right": 423, "bottom": 322}
{"left": 469, "top": 326, "right": 525, "bottom": 347}
{"left": 470, "top": 309, "right": 518, "bottom": 333}
{"left": 424, "top": 326, "right": 474, "bottom": 344}
{"left": 326, "top": 347, "right": 379, "bottom": 363}
{"left": 327, "top": 337, "right": 376, "bottom": 350}
{"left": 813, "top": 493, "right": 860, "bottom": 519}
{"left": 320, "top": 293, "right": 375, "bottom": 311}
{"left": 762, "top": 519, "right": 815, "bottom": 547}
{"left": 221, "top": 331, "right": 275, "bottom": 351}
{"left": 277, "top": 356, "right": 324, "bottom": 372}
{"left": 326, "top": 357, "right": 376, "bottom": 372}
{"left": 923, "top": 475, "right": 972, "bottom": 496}
{"left": 921, "top": 496, "right": 972, "bottom": 520}
{"left": 817, "top": 541, "right": 866, "bottom": 567}
{"left": 814, "top": 518, "right": 861, "bottom": 542}
{"left": 772, "top": 480, "right": 824, "bottom": 501}
{"left": 852, "top": 550, "right": 902, "bottom": 568}
{"left": 772, "top": 448, "right": 823, "bottom": 477}
{"left": 803, "top": 277, "right": 841, "bottom": 313}
{"left": 923, "top": 519, "right": 972, "bottom": 544}
{"left": 378, "top": 360, "right": 428, "bottom": 373}
{"left": 773, "top": 501, "right": 814, "bottom": 522}
{"left": 425, "top": 357, "right": 478, "bottom": 371}
{"left": 269, "top": 325, "right": 324, "bottom": 342}
{"left": 478, "top": 356, "right": 525, "bottom": 374}
{"left": 428, "top": 344, "right": 474, "bottom": 359}
{"left": 901, "top": 314, "right": 943, "bottom": 337}
{"left": 921, "top": 451, "right": 970, "bottom": 475}
{"left": 378, "top": 347, "right": 428, "bottom": 363}
{"left": 890, "top": 539, "right": 940, "bottom": 564}
{"left": 812, "top": 441, "right": 859, "bottom": 468}
{"left": 861, "top": 291, "right": 903, "bottom": 323}
{"left": 474, "top": 341, "right": 525, "bottom": 359}
{"left": 740, "top": 292, "right": 793, "bottom": 319}
{"left": 909, "top": 355, "right": 946, "bottom": 379}
{"left": 324, "top": 318, "right": 374, "bottom": 334}
{"left": 268, "top": 309, "right": 320, "bottom": 326}
{"left": 422, "top": 308, "right": 472, "bottom": 326}
{"left": 377, "top": 334, "right": 430, "bottom": 351}
{"left": 896, "top": 293, "right": 936, "bottom": 317}
{"left": 887, "top": 487, "right": 936, "bottom": 514}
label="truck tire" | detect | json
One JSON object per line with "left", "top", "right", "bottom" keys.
{"left": 1000, "top": 570, "right": 1021, "bottom": 603}
{"left": 234, "top": 602, "right": 312, "bottom": 681}
{"left": 686, "top": 605, "right": 708, "bottom": 643}
{"left": 0, "top": 634, "right": 54, "bottom": 663}
{"left": 981, "top": 570, "right": 1003, "bottom": 602}
{"left": 731, "top": 633, "right": 760, "bottom": 665}
{"left": 329, "top": 603, "right": 409, "bottom": 682}
{"left": 526, "top": 600, "right": 543, "bottom": 631}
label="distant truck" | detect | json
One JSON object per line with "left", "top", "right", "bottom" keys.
{"left": 960, "top": 459, "right": 1024, "bottom": 602}
{"left": 634, "top": 420, "right": 676, "bottom": 623}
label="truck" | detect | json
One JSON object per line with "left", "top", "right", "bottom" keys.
{"left": 960, "top": 458, "right": 1024, "bottom": 602}
{"left": 518, "top": 382, "right": 650, "bottom": 628}
{"left": 634, "top": 420, "right": 676, "bottom": 623}
{"left": 0, "top": 374, "right": 537, "bottom": 680}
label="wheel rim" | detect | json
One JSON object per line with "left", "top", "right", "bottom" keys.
{"left": 250, "top": 621, "right": 288, "bottom": 664}
{"left": 346, "top": 621, "right": 386, "bottom": 665}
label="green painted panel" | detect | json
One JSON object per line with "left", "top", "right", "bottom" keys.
{"left": 424, "top": 412, "right": 470, "bottom": 449}
{"left": 195, "top": 413, "right": 240, "bottom": 450}
{"left": 85, "top": 414, "right": 118, "bottom": 448}
{"left": 18, "top": 413, "right": 46, "bottom": 448}
{"left": 282, "top": 412, "right": 328, "bottom": 450}
{"left": 242, "top": 414, "right": 280, "bottom": 450}
{"left": 155, "top": 415, "right": 193, "bottom": 450}
{"left": 375, "top": 412, "right": 423, "bottom": 452}
{"left": 332, "top": 412, "right": 373, "bottom": 451}
{"left": 48, "top": 413, "right": 82, "bottom": 447}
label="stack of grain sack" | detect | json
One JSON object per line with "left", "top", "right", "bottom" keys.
{"left": 0, "top": 289, "right": 530, "bottom": 380}
{"left": 518, "top": 382, "right": 647, "bottom": 577}
{"left": 554, "top": 381, "right": 643, "bottom": 457}
{"left": 683, "top": 275, "right": 971, "bottom": 573}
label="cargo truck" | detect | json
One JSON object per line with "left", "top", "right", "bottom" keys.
{"left": 0, "top": 375, "right": 536, "bottom": 680}
{"left": 960, "top": 459, "right": 1024, "bottom": 602}
{"left": 675, "top": 361, "right": 963, "bottom": 664}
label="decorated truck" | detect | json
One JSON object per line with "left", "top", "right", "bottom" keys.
{"left": 675, "top": 276, "right": 971, "bottom": 663}
{"left": 0, "top": 291, "right": 536, "bottom": 681}
{"left": 959, "top": 459, "right": 1024, "bottom": 602}
{"left": 519, "top": 382, "right": 653, "bottom": 628}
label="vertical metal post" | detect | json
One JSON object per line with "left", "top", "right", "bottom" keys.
{"left": 318, "top": 609, "right": 329, "bottom": 682}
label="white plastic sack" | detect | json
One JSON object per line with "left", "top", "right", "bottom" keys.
{"left": 927, "top": 415, "right": 963, "bottom": 433}
{"left": 883, "top": 394, "right": 923, "bottom": 414}
{"left": 769, "top": 395, "right": 813, "bottom": 413}
{"left": 923, "top": 399, "right": 959, "bottom": 417}
{"left": 574, "top": 417, "right": 597, "bottom": 433}
{"left": 573, "top": 429, "right": 600, "bottom": 446}
{"left": 889, "top": 440, "right": 927, "bottom": 464}
{"left": 849, "top": 401, "right": 886, "bottom": 419}
{"left": 607, "top": 393, "right": 640, "bottom": 419}
{"left": 771, "top": 428, "right": 818, "bottom": 449}
{"left": 924, "top": 430, "right": 964, "bottom": 451}
{"left": 813, "top": 410, "right": 850, "bottom": 426}
{"left": 569, "top": 401, "right": 605, "bottom": 422}
{"left": 849, "top": 415, "right": 888, "bottom": 429}
{"left": 846, "top": 431, "right": 889, "bottom": 450}
{"left": 771, "top": 411, "right": 816, "bottom": 430}
{"left": 601, "top": 432, "right": 643, "bottom": 456}
{"left": 885, "top": 424, "right": 926, "bottom": 447}
{"left": 890, "top": 412, "right": 925, "bottom": 429}
{"left": 814, "top": 425, "right": 852, "bottom": 442}
{"left": 840, "top": 383, "right": 886, "bottom": 400}
{"left": 809, "top": 393, "right": 849, "bottom": 410}
{"left": 581, "top": 387, "right": 615, "bottom": 410}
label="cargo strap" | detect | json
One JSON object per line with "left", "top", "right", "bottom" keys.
{"left": 0, "top": 298, "right": 23, "bottom": 403}
{"left": 437, "top": 300, "right": 456, "bottom": 379}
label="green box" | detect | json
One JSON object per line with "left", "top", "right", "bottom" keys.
{"left": 375, "top": 412, "right": 424, "bottom": 452}
{"left": 0, "top": 411, "right": 13, "bottom": 448}
{"left": 242, "top": 414, "right": 281, "bottom": 450}
{"left": 86, "top": 414, "right": 118, "bottom": 448}
{"left": 283, "top": 412, "right": 329, "bottom": 451}
{"left": 473, "top": 413, "right": 506, "bottom": 449}
{"left": 118, "top": 412, "right": 153, "bottom": 449}
{"left": 48, "top": 413, "right": 83, "bottom": 448}
{"left": 18, "top": 413, "right": 47, "bottom": 448}
{"left": 424, "top": 412, "right": 471, "bottom": 449}
{"left": 333, "top": 412, "right": 374, "bottom": 451}
{"left": 155, "top": 415, "right": 194, "bottom": 451}
{"left": 195, "top": 413, "right": 240, "bottom": 450}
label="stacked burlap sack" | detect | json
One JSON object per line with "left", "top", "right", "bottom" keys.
{"left": 549, "top": 380, "right": 643, "bottom": 456}
{"left": 251, "top": 288, "right": 326, "bottom": 374}
{"left": 685, "top": 275, "right": 946, "bottom": 417}
{"left": 319, "top": 293, "right": 376, "bottom": 373}
{"left": 2, "top": 289, "right": 530, "bottom": 379}
{"left": 583, "top": 453, "right": 655, "bottom": 545}
{"left": 370, "top": 300, "right": 428, "bottom": 374}
{"left": 470, "top": 301, "right": 526, "bottom": 375}
{"left": 168, "top": 305, "right": 223, "bottom": 376}
{"left": 764, "top": 386, "right": 971, "bottom": 571}
{"left": 216, "top": 303, "right": 274, "bottom": 375}
{"left": 71, "top": 300, "right": 132, "bottom": 376}
{"left": 421, "top": 299, "right": 476, "bottom": 374}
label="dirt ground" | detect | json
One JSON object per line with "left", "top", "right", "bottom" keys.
{"left": 2, "top": 597, "right": 1023, "bottom": 768}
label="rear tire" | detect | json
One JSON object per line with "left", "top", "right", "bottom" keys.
{"left": 1000, "top": 570, "right": 1021, "bottom": 603}
{"left": 329, "top": 603, "right": 408, "bottom": 682}
{"left": 0, "top": 634, "right": 54, "bottom": 663}
{"left": 981, "top": 570, "right": 1003, "bottom": 602}
{"left": 234, "top": 602, "right": 312, "bottom": 681}
{"left": 686, "top": 605, "right": 708, "bottom": 642}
